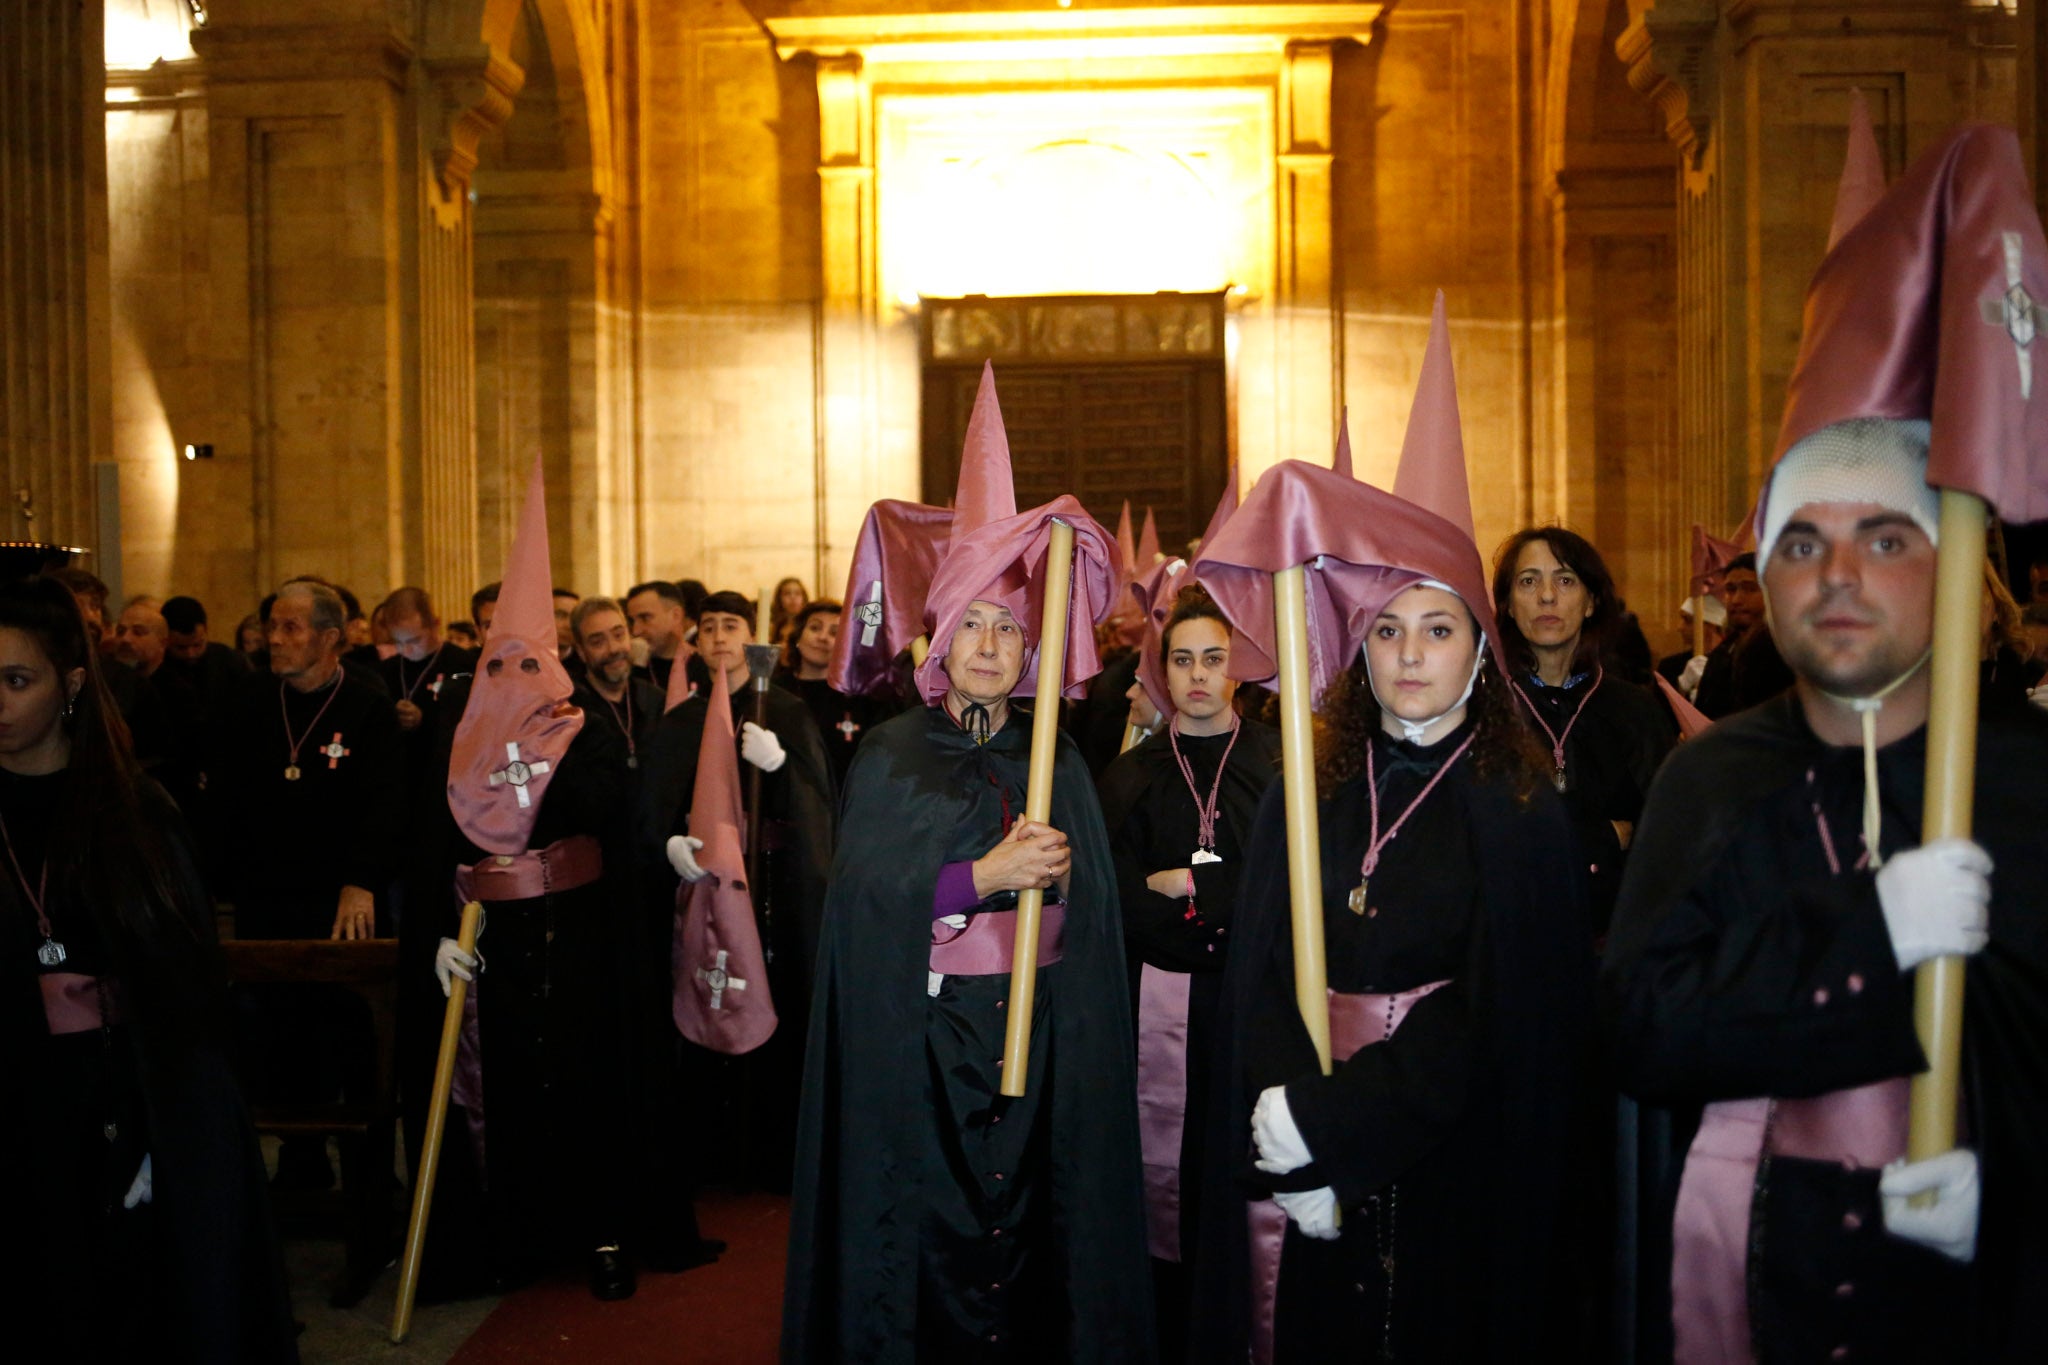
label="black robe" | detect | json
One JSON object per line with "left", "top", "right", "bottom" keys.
{"left": 2, "top": 768, "right": 297, "bottom": 1362}
{"left": 635, "top": 680, "right": 835, "bottom": 1194}
{"left": 782, "top": 705, "right": 1155, "bottom": 1364}
{"left": 778, "top": 670, "right": 900, "bottom": 790}
{"left": 1694, "top": 626, "right": 1795, "bottom": 720}
{"left": 1076, "top": 649, "right": 1143, "bottom": 777}
{"left": 1192, "top": 727, "right": 1593, "bottom": 1362}
{"left": 573, "top": 675, "right": 665, "bottom": 782}
{"left": 1603, "top": 694, "right": 2048, "bottom": 1362}
{"left": 1512, "top": 670, "right": 1675, "bottom": 936}
{"left": 1097, "top": 718, "right": 1281, "bottom": 1358}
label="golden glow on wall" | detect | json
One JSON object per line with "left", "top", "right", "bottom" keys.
{"left": 878, "top": 87, "right": 1273, "bottom": 303}
{"left": 104, "top": 0, "right": 195, "bottom": 70}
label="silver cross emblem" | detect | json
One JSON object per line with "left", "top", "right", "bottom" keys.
{"left": 857, "top": 579, "right": 884, "bottom": 646}
{"left": 1980, "top": 231, "right": 2041, "bottom": 400}
{"left": 487, "top": 740, "right": 550, "bottom": 808}
{"left": 696, "top": 949, "right": 748, "bottom": 1010}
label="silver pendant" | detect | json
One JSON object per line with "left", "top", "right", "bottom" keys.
{"left": 37, "top": 937, "right": 66, "bottom": 967}
{"left": 1553, "top": 765, "right": 1568, "bottom": 794}
{"left": 1191, "top": 848, "right": 1222, "bottom": 865}
{"left": 1348, "top": 880, "right": 1369, "bottom": 916}
{"left": 284, "top": 764, "right": 302, "bottom": 782}
{"left": 627, "top": 754, "right": 638, "bottom": 770}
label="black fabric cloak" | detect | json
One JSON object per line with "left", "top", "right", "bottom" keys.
{"left": 635, "top": 679, "right": 835, "bottom": 1195}
{"left": 782, "top": 704, "right": 1155, "bottom": 1365}
{"left": 2, "top": 768, "right": 297, "bottom": 1362}
{"left": 778, "top": 670, "right": 901, "bottom": 790}
{"left": 1191, "top": 727, "right": 1594, "bottom": 1362}
{"left": 1075, "top": 649, "right": 1143, "bottom": 778}
{"left": 1603, "top": 694, "right": 2048, "bottom": 1362}
{"left": 1096, "top": 718, "right": 1281, "bottom": 1358}
{"left": 1693, "top": 626, "right": 1795, "bottom": 719}
{"left": 1512, "top": 670, "right": 1675, "bottom": 936}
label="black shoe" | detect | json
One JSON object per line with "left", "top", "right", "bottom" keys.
{"left": 589, "top": 1247, "right": 637, "bottom": 1302}
{"left": 641, "top": 1237, "right": 726, "bottom": 1274}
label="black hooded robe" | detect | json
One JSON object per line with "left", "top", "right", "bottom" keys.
{"left": 635, "top": 680, "right": 835, "bottom": 1197}
{"left": 1603, "top": 695, "right": 2048, "bottom": 1362}
{"left": 1096, "top": 717, "right": 1281, "bottom": 1357}
{"left": 782, "top": 704, "right": 1155, "bottom": 1364}
{"left": 1191, "top": 728, "right": 1593, "bottom": 1362}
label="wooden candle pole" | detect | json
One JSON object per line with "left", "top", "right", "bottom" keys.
{"left": 1908, "top": 490, "right": 1987, "bottom": 1167}
{"left": 392, "top": 901, "right": 483, "bottom": 1343}
{"left": 1272, "top": 564, "right": 1333, "bottom": 1075}
{"left": 1000, "top": 519, "right": 1076, "bottom": 1099}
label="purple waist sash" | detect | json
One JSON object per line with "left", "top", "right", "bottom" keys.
{"left": 1138, "top": 963, "right": 1194, "bottom": 1261}
{"left": 1670, "top": 1077, "right": 1908, "bottom": 1365}
{"left": 40, "top": 972, "right": 121, "bottom": 1035}
{"left": 928, "top": 903, "right": 1066, "bottom": 977}
{"left": 1247, "top": 980, "right": 1452, "bottom": 1365}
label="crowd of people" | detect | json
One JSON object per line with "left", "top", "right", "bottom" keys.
{"left": 17, "top": 122, "right": 2048, "bottom": 1365}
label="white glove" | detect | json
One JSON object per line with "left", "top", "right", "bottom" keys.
{"left": 2027, "top": 684, "right": 2048, "bottom": 713}
{"left": 1251, "top": 1085, "right": 1314, "bottom": 1176}
{"left": 628, "top": 636, "right": 651, "bottom": 668}
{"left": 435, "top": 937, "right": 483, "bottom": 997}
{"left": 1274, "top": 1186, "right": 1340, "bottom": 1241}
{"left": 739, "top": 721, "right": 787, "bottom": 773}
{"left": 1677, "top": 654, "right": 1708, "bottom": 698}
{"left": 1875, "top": 838, "right": 1992, "bottom": 971}
{"left": 121, "top": 1153, "right": 153, "bottom": 1210}
{"left": 1881, "top": 1148, "right": 1979, "bottom": 1263}
{"left": 667, "top": 834, "right": 709, "bottom": 883}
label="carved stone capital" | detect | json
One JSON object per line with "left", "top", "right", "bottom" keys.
{"left": 1615, "top": 1, "right": 1719, "bottom": 170}
{"left": 423, "top": 46, "right": 525, "bottom": 212}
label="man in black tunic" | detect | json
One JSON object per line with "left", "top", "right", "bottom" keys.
{"left": 636, "top": 589, "right": 833, "bottom": 1193}
{"left": 569, "top": 595, "right": 663, "bottom": 777}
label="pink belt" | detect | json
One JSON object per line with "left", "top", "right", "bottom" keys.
{"left": 1248, "top": 980, "right": 1452, "bottom": 1364}
{"left": 40, "top": 972, "right": 122, "bottom": 1035}
{"left": 928, "top": 903, "right": 1067, "bottom": 977}
{"left": 462, "top": 835, "right": 604, "bottom": 902}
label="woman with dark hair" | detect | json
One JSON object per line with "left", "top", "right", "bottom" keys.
{"left": 769, "top": 575, "right": 809, "bottom": 647}
{"left": 1, "top": 577, "right": 296, "bottom": 1361}
{"left": 775, "top": 597, "right": 899, "bottom": 787}
{"left": 1097, "top": 584, "right": 1280, "bottom": 1357}
{"left": 1196, "top": 573, "right": 1593, "bottom": 1362}
{"left": 1492, "top": 526, "right": 1674, "bottom": 936}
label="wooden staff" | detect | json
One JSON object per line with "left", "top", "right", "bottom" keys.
{"left": 391, "top": 900, "right": 483, "bottom": 1344}
{"left": 1907, "top": 490, "right": 1987, "bottom": 1168}
{"left": 743, "top": 591, "right": 779, "bottom": 914}
{"left": 1120, "top": 721, "right": 1147, "bottom": 754}
{"left": 1273, "top": 564, "right": 1333, "bottom": 1074}
{"left": 910, "top": 635, "right": 930, "bottom": 667}
{"left": 1000, "top": 518, "right": 1076, "bottom": 1098}
{"left": 1691, "top": 595, "right": 1705, "bottom": 660}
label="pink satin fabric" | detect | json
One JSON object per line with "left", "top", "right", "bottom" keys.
{"left": 927, "top": 903, "right": 1067, "bottom": 977}
{"left": 462, "top": 835, "right": 603, "bottom": 902}
{"left": 1137, "top": 962, "right": 1194, "bottom": 1261}
{"left": 1246, "top": 980, "right": 1451, "bottom": 1365}
{"left": 828, "top": 498, "right": 954, "bottom": 698}
{"left": 39, "top": 972, "right": 120, "bottom": 1035}
{"left": 1670, "top": 1077, "right": 1908, "bottom": 1365}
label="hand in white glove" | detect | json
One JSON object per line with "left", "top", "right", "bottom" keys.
{"left": 1251, "top": 1084, "right": 1314, "bottom": 1176}
{"left": 667, "top": 834, "right": 709, "bottom": 883}
{"left": 435, "top": 937, "right": 483, "bottom": 997}
{"left": 2028, "top": 684, "right": 2048, "bottom": 713}
{"left": 1881, "top": 1147, "right": 1979, "bottom": 1263}
{"left": 1875, "top": 838, "right": 1992, "bottom": 971}
{"left": 1677, "top": 654, "right": 1708, "bottom": 698}
{"left": 1274, "top": 1186, "right": 1340, "bottom": 1241}
{"left": 739, "top": 721, "right": 787, "bottom": 773}
{"left": 121, "top": 1153, "right": 153, "bottom": 1210}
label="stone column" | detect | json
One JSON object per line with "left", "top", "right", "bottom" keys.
{"left": 814, "top": 53, "right": 876, "bottom": 582}
{"left": 0, "top": 0, "right": 109, "bottom": 551}
{"left": 1277, "top": 40, "right": 1339, "bottom": 460}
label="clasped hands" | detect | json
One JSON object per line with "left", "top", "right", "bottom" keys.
{"left": 972, "top": 819, "right": 1072, "bottom": 902}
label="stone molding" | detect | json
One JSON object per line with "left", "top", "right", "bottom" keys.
{"left": 1616, "top": 0, "right": 1718, "bottom": 170}
{"left": 423, "top": 46, "right": 526, "bottom": 220}
{"left": 762, "top": 4, "right": 1383, "bottom": 65}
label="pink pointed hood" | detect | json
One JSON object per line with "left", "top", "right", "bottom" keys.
{"left": 1134, "top": 470, "right": 1238, "bottom": 716}
{"left": 1116, "top": 501, "right": 1137, "bottom": 581}
{"left": 1332, "top": 408, "right": 1355, "bottom": 480}
{"left": 1137, "top": 507, "right": 1160, "bottom": 569}
{"left": 448, "top": 452, "right": 584, "bottom": 853}
{"left": 1829, "top": 90, "right": 1886, "bottom": 251}
{"left": 663, "top": 637, "right": 698, "bottom": 712}
{"left": 828, "top": 498, "right": 954, "bottom": 698}
{"left": 1392, "top": 292, "right": 1479, "bottom": 548}
{"left": 671, "top": 676, "right": 776, "bottom": 1055}
{"left": 1689, "top": 524, "right": 1745, "bottom": 602}
{"left": 913, "top": 365, "right": 1119, "bottom": 703}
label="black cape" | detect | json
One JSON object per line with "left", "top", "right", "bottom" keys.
{"left": 782, "top": 704, "right": 1155, "bottom": 1364}
{"left": 1191, "top": 731, "right": 1594, "bottom": 1362}
{"left": 1603, "top": 694, "right": 2048, "bottom": 1362}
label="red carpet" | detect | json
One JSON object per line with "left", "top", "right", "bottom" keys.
{"left": 450, "top": 1192, "right": 789, "bottom": 1364}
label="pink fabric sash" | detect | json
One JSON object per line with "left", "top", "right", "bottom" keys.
{"left": 1670, "top": 1077, "right": 1908, "bottom": 1364}
{"left": 1248, "top": 979, "right": 1451, "bottom": 1365}
{"left": 39, "top": 972, "right": 120, "bottom": 1035}
{"left": 927, "top": 902, "right": 1066, "bottom": 977}
{"left": 462, "top": 835, "right": 603, "bottom": 902}
{"left": 1137, "top": 962, "right": 1194, "bottom": 1261}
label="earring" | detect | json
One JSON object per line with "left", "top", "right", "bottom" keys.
{"left": 63, "top": 694, "right": 75, "bottom": 720}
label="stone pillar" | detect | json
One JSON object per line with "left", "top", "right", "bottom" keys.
{"left": 0, "top": 0, "right": 109, "bottom": 551}
{"left": 1277, "top": 40, "right": 1339, "bottom": 459}
{"left": 814, "top": 53, "right": 876, "bottom": 581}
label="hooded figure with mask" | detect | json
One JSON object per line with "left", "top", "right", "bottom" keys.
{"left": 435, "top": 453, "right": 643, "bottom": 1302}
{"left": 1188, "top": 304, "right": 1593, "bottom": 1363}
{"left": 1603, "top": 123, "right": 2048, "bottom": 1363}
{"left": 782, "top": 365, "right": 1154, "bottom": 1364}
